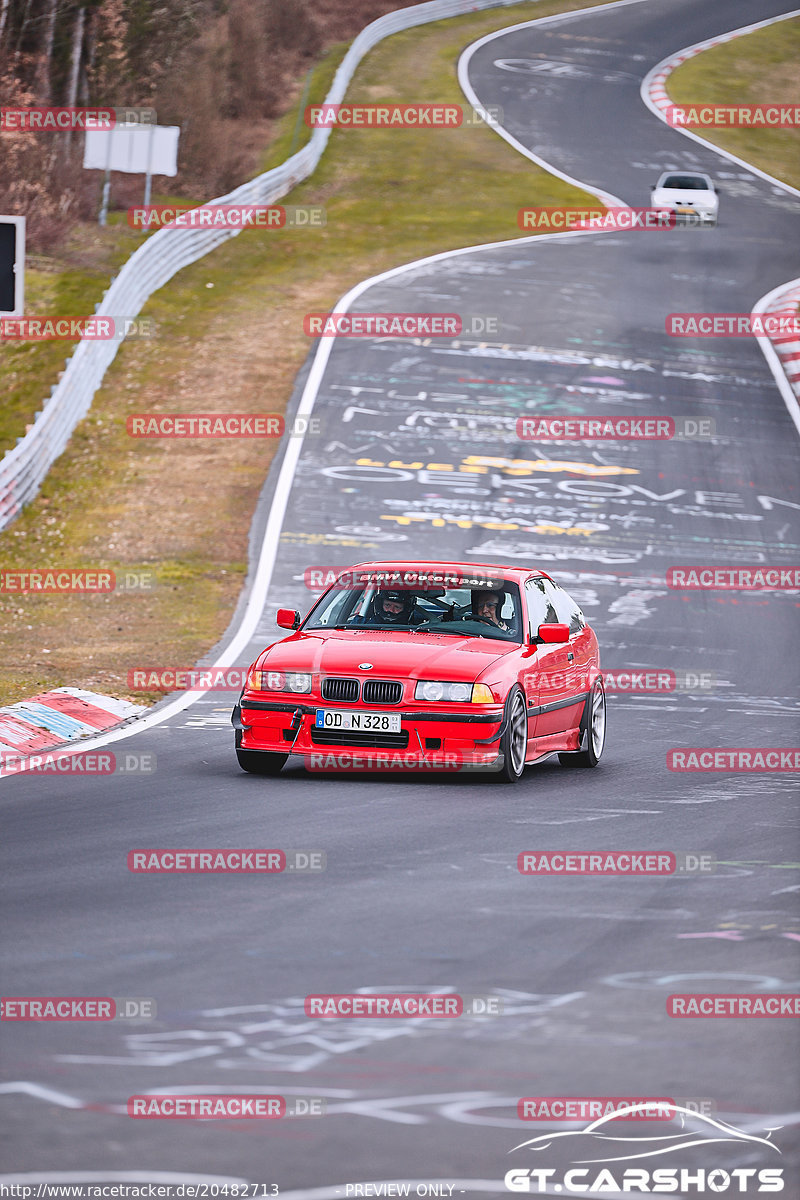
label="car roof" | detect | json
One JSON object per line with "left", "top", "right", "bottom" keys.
{"left": 345, "top": 560, "right": 551, "bottom": 583}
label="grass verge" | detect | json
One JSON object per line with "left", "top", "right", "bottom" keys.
{"left": 666, "top": 15, "right": 800, "bottom": 190}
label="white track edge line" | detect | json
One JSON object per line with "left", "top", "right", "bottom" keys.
{"left": 457, "top": 0, "right": 659, "bottom": 209}
{"left": 640, "top": 9, "right": 800, "bottom": 200}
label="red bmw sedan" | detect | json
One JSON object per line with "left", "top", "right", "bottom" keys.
{"left": 232, "top": 561, "right": 605, "bottom": 782}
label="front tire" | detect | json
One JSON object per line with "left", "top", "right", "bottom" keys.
{"left": 497, "top": 688, "right": 528, "bottom": 783}
{"left": 559, "top": 679, "right": 606, "bottom": 768}
{"left": 236, "top": 748, "right": 288, "bottom": 776}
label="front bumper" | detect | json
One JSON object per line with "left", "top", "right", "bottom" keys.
{"left": 232, "top": 698, "right": 506, "bottom": 768}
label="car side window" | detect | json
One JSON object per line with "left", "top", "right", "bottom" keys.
{"left": 525, "top": 578, "right": 559, "bottom": 639}
{"left": 543, "top": 579, "right": 585, "bottom": 634}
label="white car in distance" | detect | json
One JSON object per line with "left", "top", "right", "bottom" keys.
{"left": 651, "top": 171, "right": 718, "bottom": 226}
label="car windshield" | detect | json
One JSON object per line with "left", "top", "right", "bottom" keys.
{"left": 304, "top": 573, "right": 523, "bottom": 641}
{"left": 661, "top": 175, "right": 710, "bottom": 190}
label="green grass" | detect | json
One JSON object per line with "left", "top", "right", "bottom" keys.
{"left": 667, "top": 15, "right": 800, "bottom": 190}
{"left": 1, "top": 265, "right": 107, "bottom": 457}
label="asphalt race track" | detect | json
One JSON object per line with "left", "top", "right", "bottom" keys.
{"left": 2, "top": 0, "right": 799, "bottom": 1192}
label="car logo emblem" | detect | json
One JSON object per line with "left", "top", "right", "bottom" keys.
{"left": 358, "top": 663, "right": 373, "bottom": 670}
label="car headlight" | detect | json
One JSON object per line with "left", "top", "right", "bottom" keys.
{"left": 414, "top": 680, "right": 493, "bottom": 703}
{"left": 248, "top": 670, "right": 312, "bottom": 693}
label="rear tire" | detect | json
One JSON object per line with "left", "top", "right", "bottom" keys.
{"left": 558, "top": 679, "right": 605, "bottom": 768}
{"left": 497, "top": 688, "right": 528, "bottom": 783}
{"left": 236, "top": 748, "right": 288, "bottom": 776}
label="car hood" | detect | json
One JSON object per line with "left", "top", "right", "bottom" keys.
{"left": 653, "top": 188, "right": 716, "bottom": 207}
{"left": 258, "top": 629, "right": 514, "bottom": 682}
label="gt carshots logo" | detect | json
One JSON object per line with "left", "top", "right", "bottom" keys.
{"left": 504, "top": 1104, "right": 785, "bottom": 1192}
{"left": 504, "top": 1168, "right": 784, "bottom": 1192}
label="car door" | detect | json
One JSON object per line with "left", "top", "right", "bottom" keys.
{"left": 543, "top": 577, "right": 592, "bottom": 734}
{"left": 523, "top": 577, "right": 571, "bottom": 738}
{"left": 524, "top": 577, "right": 589, "bottom": 738}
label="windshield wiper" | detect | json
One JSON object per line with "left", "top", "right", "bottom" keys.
{"left": 328, "top": 623, "right": 411, "bottom": 630}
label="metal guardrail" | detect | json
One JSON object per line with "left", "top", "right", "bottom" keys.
{"left": 0, "top": 0, "right": 523, "bottom": 530}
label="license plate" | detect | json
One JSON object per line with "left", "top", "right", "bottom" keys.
{"left": 315, "top": 709, "right": 401, "bottom": 733}
{"left": 676, "top": 206, "right": 695, "bottom": 214}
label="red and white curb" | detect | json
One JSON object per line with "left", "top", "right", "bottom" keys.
{"left": 640, "top": 12, "right": 800, "bottom": 431}
{"left": 643, "top": 15, "right": 793, "bottom": 121}
{"left": 753, "top": 277, "right": 800, "bottom": 438}
{"left": 759, "top": 280, "right": 800, "bottom": 396}
{"left": 640, "top": 10, "right": 800, "bottom": 196}
{"left": 0, "top": 687, "right": 146, "bottom": 762}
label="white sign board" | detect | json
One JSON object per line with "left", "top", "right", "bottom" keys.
{"left": 83, "top": 125, "right": 179, "bottom": 176}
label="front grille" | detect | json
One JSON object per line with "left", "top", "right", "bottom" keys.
{"left": 310, "top": 728, "right": 409, "bottom": 749}
{"left": 321, "top": 677, "right": 359, "bottom": 703}
{"left": 363, "top": 680, "right": 402, "bottom": 705}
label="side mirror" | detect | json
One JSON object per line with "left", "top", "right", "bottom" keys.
{"left": 277, "top": 608, "right": 300, "bottom": 630}
{"left": 538, "top": 622, "right": 570, "bottom": 644}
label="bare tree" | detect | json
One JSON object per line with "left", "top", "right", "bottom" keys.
{"left": 66, "top": 5, "right": 85, "bottom": 104}
{"left": 65, "top": 5, "right": 85, "bottom": 151}
{"left": 0, "top": 0, "right": 11, "bottom": 48}
{"left": 39, "top": 0, "right": 59, "bottom": 101}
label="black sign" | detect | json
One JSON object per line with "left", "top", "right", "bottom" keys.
{"left": 0, "top": 221, "right": 18, "bottom": 313}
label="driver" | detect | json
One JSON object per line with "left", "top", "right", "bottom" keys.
{"left": 366, "top": 588, "right": 424, "bottom": 626}
{"left": 471, "top": 589, "right": 511, "bottom": 632}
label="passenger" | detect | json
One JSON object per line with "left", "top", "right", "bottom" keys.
{"left": 365, "top": 589, "right": 424, "bottom": 626}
